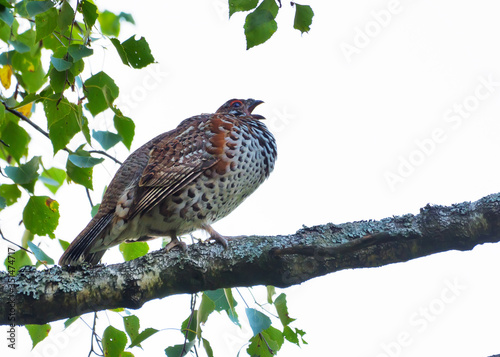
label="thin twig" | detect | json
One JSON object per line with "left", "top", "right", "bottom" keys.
{"left": 3, "top": 104, "right": 51, "bottom": 140}
{"left": 88, "top": 312, "right": 103, "bottom": 357}
{"left": 236, "top": 288, "right": 250, "bottom": 308}
{"left": 0, "top": 229, "right": 33, "bottom": 254}
{"left": 247, "top": 288, "right": 279, "bottom": 318}
{"left": 88, "top": 150, "right": 122, "bottom": 165}
{"left": 181, "top": 294, "right": 197, "bottom": 356}
{"left": 86, "top": 188, "right": 94, "bottom": 208}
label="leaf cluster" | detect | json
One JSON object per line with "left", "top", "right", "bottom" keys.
{"left": 230, "top": 0, "right": 314, "bottom": 49}
{"left": 50, "top": 287, "right": 306, "bottom": 357}
{"left": 0, "top": 0, "right": 155, "bottom": 263}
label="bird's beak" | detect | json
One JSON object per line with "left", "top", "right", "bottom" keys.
{"left": 248, "top": 99, "right": 265, "bottom": 119}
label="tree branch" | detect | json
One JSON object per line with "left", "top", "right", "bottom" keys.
{"left": 1, "top": 103, "right": 123, "bottom": 164}
{"left": 2, "top": 192, "right": 500, "bottom": 325}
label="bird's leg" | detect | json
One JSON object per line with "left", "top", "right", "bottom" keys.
{"left": 163, "top": 235, "right": 187, "bottom": 252}
{"left": 201, "top": 224, "right": 241, "bottom": 249}
{"left": 132, "top": 235, "right": 155, "bottom": 242}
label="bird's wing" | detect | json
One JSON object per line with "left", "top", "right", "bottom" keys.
{"left": 128, "top": 123, "right": 218, "bottom": 219}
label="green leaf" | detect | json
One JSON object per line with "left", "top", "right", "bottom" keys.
{"left": 76, "top": 109, "right": 91, "bottom": 144}
{"left": 1, "top": 121, "right": 30, "bottom": 162}
{"left": 165, "top": 342, "right": 195, "bottom": 357}
{"left": 35, "top": 7, "right": 58, "bottom": 42}
{"left": 110, "top": 37, "right": 129, "bottom": 66}
{"left": 64, "top": 316, "right": 80, "bottom": 328}
{"left": 229, "top": 0, "right": 258, "bottom": 17}
{"left": 68, "top": 44, "right": 93, "bottom": 61}
{"left": 274, "top": 293, "right": 295, "bottom": 327}
{"left": 59, "top": 238, "right": 70, "bottom": 251}
{"left": 119, "top": 241, "right": 149, "bottom": 261}
{"left": 296, "top": 327, "right": 307, "bottom": 344}
{"left": 8, "top": 39, "right": 30, "bottom": 53}
{"left": 102, "top": 326, "right": 127, "bottom": 357}
{"left": 283, "top": 325, "right": 300, "bottom": 346}
{"left": 15, "top": 1, "right": 29, "bottom": 17}
{"left": 123, "top": 315, "right": 140, "bottom": 347}
{"left": 0, "top": 6, "right": 14, "bottom": 27}
{"left": 4, "top": 156, "right": 40, "bottom": 192}
{"left": 0, "top": 103, "right": 5, "bottom": 122}
{"left": 50, "top": 56, "right": 72, "bottom": 71}
{"left": 0, "top": 184, "right": 22, "bottom": 206}
{"left": 57, "top": 1, "right": 74, "bottom": 33}
{"left": 202, "top": 338, "right": 214, "bottom": 357}
{"left": 244, "top": 0, "right": 278, "bottom": 49}
{"left": 11, "top": 50, "right": 46, "bottom": 92}
{"left": 245, "top": 308, "right": 271, "bottom": 336}
{"left": 247, "top": 327, "right": 282, "bottom": 357}
{"left": 27, "top": 241, "right": 55, "bottom": 264}
{"left": 46, "top": 102, "right": 81, "bottom": 153}
{"left": 0, "top": 196, "right": 5, "bottom": 209}
{"left": 12, "top": 93, "right": 40, "bottom": 109}
{"left": 197, "top": 293, "right": 215, "bottom": 337}
{"left": 267, "top": 325, "right": 284, "bottom": 347}
{"left": 66, "top": 157, "right": 93, "bottom": 189}
{"left": 129, "top": 327, "right": 158, "bottom": 348}
{"left": 47, "top": 103, "right": 80, "bottom": 154}
{"left": 224, "top": 288, "right": 240, "bottom": 325}
{"left": 98, "top": 10, "right": 120, "bottom": 37}
{"left": 49, "top": 66, "right": 67, "bottom": 92}
{"left": 91, "top": 203, "right": 100, "bottom": 217}
{"left": 119, "top": 12, "right": 134, "bottom": 24}
{"left": 26, "top": 1, "right": 54, "bottom": 16}
{"left": 0, "top": 0, "right": 13, "bottom": 8}
{"left": 70, "top": 58, "right": 85, "bottom": 77}
{"left": 23, "top": 196, "right": 60, "bottom": 238}
{"left": 266, "top": 286, "right": 276, "bottom": 304}
{"left": 4, "top": 249, "right": 32, "bottom": 276}
{"left": 113, "top": 115, "right": 135, "bottom": 150}
{"left": 121, "top": 36, "right": 155, "bottom": 69}
{"left": 40, "top": 167, "right": 66, "bottom": 194}
{"left": 293, "top": 4, "right": 314, "bottom": 33}
{"left": 41, "top": 32, "right": 63, "bottom": 51}
{"left": 80, "top": 0, "right": 98, "bottom": 28}
{"left": 68, "top": 153, "right": 104, "bottom": 168}
{"left": 92, "top": 130, "right": 122, "bottom": 150}
{"left": 109, "top": 308, "right": 125, "bottom": 313}
{"left": 204, "top": 289, "right": 231, "bottom": 311}
{"left": 25, "top": 324, "right": 51, "bottom": 349}
{"left": 15, "top": 0, "right": 29, "bottom": 16}
{"left": 43, "top": 94, "right": 71, "bottom": 123}
{"left": 83, "top": 71, "right": 119, "bottom": 116}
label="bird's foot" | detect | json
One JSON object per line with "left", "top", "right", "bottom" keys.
{"left": 201, "top": 224, "right": 246, "bottom": 249}
{"left": 163, "top": 237, "right": 187, "bottom": 252}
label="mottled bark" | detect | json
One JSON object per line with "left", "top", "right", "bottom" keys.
{"left": 2, "top": 192, "right": 500, "bottom": 325}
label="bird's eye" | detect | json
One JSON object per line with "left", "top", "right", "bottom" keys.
{"left": 231, "top": 100, "right": 243, "bottom": 108}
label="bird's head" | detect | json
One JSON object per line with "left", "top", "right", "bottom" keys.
{"left": 216, "top": 99, "right": 265, "bottom": 119}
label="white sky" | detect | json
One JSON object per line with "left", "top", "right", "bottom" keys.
{"left": 2, "top": 0, "right": 500, "bottom": 356}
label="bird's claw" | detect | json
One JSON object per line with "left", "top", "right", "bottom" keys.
{"left": 163, "top": 237, "right": 187, "bottom": 252}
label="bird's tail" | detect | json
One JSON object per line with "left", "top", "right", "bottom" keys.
{"left": 58, "top": 214, "right": 113, "bottom": 266}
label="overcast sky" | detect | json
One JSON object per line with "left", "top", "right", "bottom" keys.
{"left": 2, "top": 0, "right": 500, "bottom": 356}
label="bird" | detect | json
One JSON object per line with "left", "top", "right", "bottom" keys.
{"left": 58, "top": 98, "right": 277, "bottom": 265}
